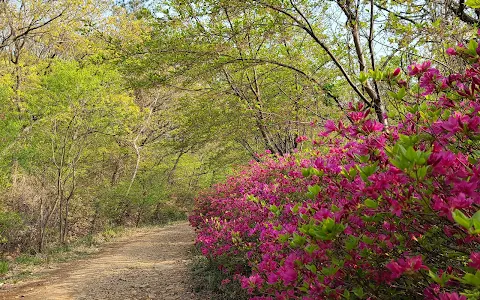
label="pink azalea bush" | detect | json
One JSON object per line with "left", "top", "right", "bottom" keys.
{"left": 190, "top": 43, "right": 480, "bottom": 299}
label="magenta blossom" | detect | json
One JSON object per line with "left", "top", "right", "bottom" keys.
{"left": 438, "top": 292, "right": 467, "bottom": 300}
{"left": 408, "top": 61, "right": 431, "bottom": 76}
{"left": 469, "top": 252, "right": 480, "bottom": 270}
{"left": 323, "top": 120, "right": 336, "bottom": 135}
{"left": 278, "top": 264, "right": 297, "bottom": 285}
{"left": 386, "top": 256, "right": 428, "bottom": 280}
{"left": 448, "top": 193, "right": 473, "bottom": 209}
{"left": 446, "top": 48, "right": 458, "bottom": 56}
{"left": 295, "top": 135, "right": 308, "bottom": 143}
{"left": 420, "top": 68, "right": 446, "bottom": 95}
{"left": 362, "top": 119, "right": 384, "bottom": 133}
{"left": 393, "top": 67, "right": 401, "bottom": 76}
{"left": 192, "top": 50, "right": 480, "bottom": 299}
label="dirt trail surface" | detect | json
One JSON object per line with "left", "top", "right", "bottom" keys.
{"left": 0, "top": 222, "right": 197, "bottom": 300}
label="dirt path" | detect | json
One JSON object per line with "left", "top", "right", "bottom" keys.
{"left": 0, "top": 222, "right": 197, "bottom": 300}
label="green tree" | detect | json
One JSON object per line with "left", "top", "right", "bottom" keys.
{"left": 10, "top": 60, "right": 140, "bottom": 250}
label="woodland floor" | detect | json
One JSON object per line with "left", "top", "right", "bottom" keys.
{"left": 0, "top": 222, "right": 198, "bottom": 300}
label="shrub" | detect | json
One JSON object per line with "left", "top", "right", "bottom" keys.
{"left": 190, "top": 43, "right": 480, "bottom": 299}
{"left": 190, "top": 245, "right": 249, "bottom": 300}
{"left": 0, "top": 210, "right": 25, "bottom": 252}
{"left": 0, "top": 260, "right": 8, "bottom": 275}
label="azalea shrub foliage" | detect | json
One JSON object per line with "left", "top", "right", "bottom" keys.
{"left": 190, "top": 42, "right": 480, "bottom": 299}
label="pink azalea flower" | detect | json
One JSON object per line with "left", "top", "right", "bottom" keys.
{"left": 362, "top": 119, "right": 384, "bottom": 133}
{"left": 386, "top": 256, "right": 428, "bottom": 280}
{"left": 423, "top": 283, "right": 440, "bottom": 299}
{"left": 313, "top": 208, "right": 333, "bottom": 221}
{"left": 295, "top": 135, "right": 308, "bottom": 143}
{"left": 266, "top": 272, "right": 279, "bottom": 285}
{"left": 420, "top": 68, "right": 445, "bottom": 95}
{"left": 469, "top": 252, "right": 480, "bottom": 270}
{"left": 243, "top": 273, "right": 264, "bottom": 290}
{"left": 408, "top": 61, "right": 431, "bottom": 76}
{"left": 439, "top": 115, "right": 462, "bottom": 133}
{"left": 446, "top": 48, "right": 458, "bottom": 56}
{"left": 398, "top": 79, "right": 407, "bottom": 87}
{"left": 278, "top": 265, "right": 297, "bottom": 285}
{"left": 438, "top": 292, "right": 467, "bottom": 300}
{"left": 323, "top": 120, "right": 336, "bottom": 135}
{"left": 448, "top": 193, "right": 473, "bottom": 209}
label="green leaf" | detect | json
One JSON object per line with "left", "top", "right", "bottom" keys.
{"left": 397, "top": 87, "right": 406, "bottom": 99}
{"left": 471, "top": 210, "right": 480, "bottom": 233}
{"left": 291, "top": 203, "right": 300, "bottom": 214}
{"left": 307, "top": 185, "right": 321, "bottom": 199}
{"left": 352, "top": 287, "right": 365, "bottom": 298}
{"left": 291, "top": 233, "right": 306, "bottom": 247}
{"left": 468, "top": 39, "right": 479, "bottom": 56}
{"left": 428, "top": 270, "right": 450, "bottom": 286}
{"left": 305, "top": 243, "right": 318, "bottom": 254}
{"left": 461, "top": 271, "right": 480, "bottom": 287}
{"left": 321, "top": 265, "right": 339, "bottom": 276}
{"left": 469, "top": 156, "right": 478, "bottom": 165}
{"left": 407, "top": 105, "right": 418, "bottom": 113}
{"left": 305, "top": 218, "right": 345, "bottom": 241}
{"left": 357, "top": 163, "right": 378, "bottom": 183}
{"left": 357, "top": 155, "right": 370, "bottom": 163}
{"left": 373, "top": 70, "right": 384, "bottom": 81}
{"left": 452, "top": 209, "right": 472, "bottom": 229}
{"left": 331, "top": 204, "right": 340, "bottom": 212}
{"left": 428, "top": 270, "right": 441, "bottom": 284}
{"left": 467, "top": 0, "right": 480, "bottom": 9}
{"left": 387, "top": 111, "right": 397, "bottom": 119}
{"left": 387, "top": 91, "right": 397, "bottom": 100}
{"left": 416, "top": 166, "right": 428, "bottom": 181}
{"left": 361, "top": 235, "right": 374, "bottom": 245}
{"left": 472, "top": 210, "right": 480, "bottom": 224}
{"left": 313, "top": 169, "right": 324, "bottom": 177}
{"left": 305, "top": 264, "right": 317, "bottom": 273}
{"left": 405, "top": 146, "right": 417, "bottom": 162}
{"left": 390, "top": 157, "right": 407, "bottom": 170}
{"left": 332, "top": 257, "right": 345, "bottom": 267}
{"left": 359, "top": 71, "right": 368, "bottom": 83}
{"left": 364, "top": 199, "right": 378, "bottom": 209}
{"left": 349, "top": 167, "right": 358, "bottom": 179}
{"left": 278, "top": 234, "right": 289, "bottom": 243}
{"left": 269, "top": 205, "right": 281, "bottom": 216}
{"left": 301, "top": 168, "right": 311, "bottom": 177}
{"left": 345, "top": 235, "right": 359, "bottom": 251}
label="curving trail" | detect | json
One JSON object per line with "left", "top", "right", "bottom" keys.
{"left": 0, "top": 222, "right": 197, "bottom": 300}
